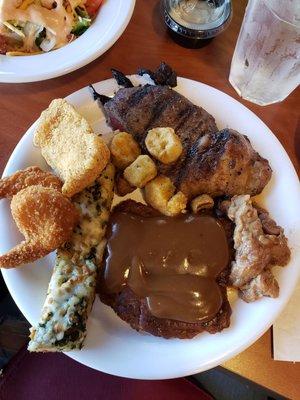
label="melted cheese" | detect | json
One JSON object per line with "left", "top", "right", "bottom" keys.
{"left": 28, "top": 163, "right": 115, "bottom": 352}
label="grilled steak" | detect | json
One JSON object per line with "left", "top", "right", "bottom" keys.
{"left": 98, "top": 200, "right": 232, "bottom": 339}
{"left": 103, "top": 84, "right": 272, "bottom": 198}
{"left": 104, "top": 84, "right": 217, "bottom": 160}
{"left": 179, "top": 129, "right": 272, "bottom": 198}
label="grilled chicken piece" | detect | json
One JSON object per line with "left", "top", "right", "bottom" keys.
{"left": 103, "top": 84, "right": 272, "bottom": 198}
{"left": 227, "top": 195, "right": 290, "bottom": 296}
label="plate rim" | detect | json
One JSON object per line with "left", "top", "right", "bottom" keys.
{"left": 1, "top": 76, "right": 300, "bottom": 379}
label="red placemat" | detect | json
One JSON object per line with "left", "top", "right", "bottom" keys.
{"left": 0, "top": 345, "right": 213, "bottom": 400}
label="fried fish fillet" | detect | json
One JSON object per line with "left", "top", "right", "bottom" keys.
{"left": 34, "top": 99, "right": 110, "bottom": 197}
{"left": 0, "top": 185, "right": 78, "bottom": 268}
{"left": 0, "top": 166, "right": 62, "bottom": 199}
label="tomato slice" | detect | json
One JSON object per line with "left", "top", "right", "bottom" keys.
{"left": 85, "top": 0, "right": 103, "bottom": 17}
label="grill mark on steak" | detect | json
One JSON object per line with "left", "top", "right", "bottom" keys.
{"left": 127, "top": 84, "right": 156, "bottom": 108}
{"left": 172, "top": 114, "right": 226, "bottom": 188}
{"left": 173, "top": 104, "right": 196, "bottom": 132}
{"left": 187, "top": 129, "right": 230, "bottom": 176}
{"left": 143, "top": 92, "right": 179, "bottom": 135}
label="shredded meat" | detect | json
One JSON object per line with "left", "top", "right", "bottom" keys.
{"left": 227, "top": 195, "right": 290, "bottom": 296}
{"left": 239, "top": 269, "right": 279, "bottom": 302}
{"left": 255, "top": 204, "right": 282, "bottom": 236}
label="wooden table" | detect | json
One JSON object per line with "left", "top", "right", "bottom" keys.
{"left": 0, "top": 0, "right": 299, "bottom": 398}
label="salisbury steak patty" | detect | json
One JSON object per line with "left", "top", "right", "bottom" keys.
{"left": 101, "top": 286, "right": 231, "bottom": 339}
{"left": 98, "top": 200, "right": 233, "bottom": 339}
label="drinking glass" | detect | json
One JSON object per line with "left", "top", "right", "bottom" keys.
{"left": 229, "top": 0, "right": 300, "bottom": 106}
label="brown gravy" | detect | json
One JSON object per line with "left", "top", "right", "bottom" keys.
{"left": 102, "top": 211, "right": 229, "bottom": 323}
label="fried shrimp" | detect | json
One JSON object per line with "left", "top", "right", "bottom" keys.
{"left": 0, "top": 185, "right": 78, "bottom": 268}
{"left": 0, "top": 166, "right": 62, "bottom": 199}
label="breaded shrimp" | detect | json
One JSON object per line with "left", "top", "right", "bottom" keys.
{"left": 0, "top": 185, "right": 78, "bottom": 268}
{"left": 0, "top": 166, "right": 62, "bottom": 199}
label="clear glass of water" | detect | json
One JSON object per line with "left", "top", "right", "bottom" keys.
{"left": 229, "top": 0, "right": 300, "bottom": 106}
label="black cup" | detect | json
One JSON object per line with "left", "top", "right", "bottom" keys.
{"left": 163, "top": 0, "right": 232, "bottom": 48}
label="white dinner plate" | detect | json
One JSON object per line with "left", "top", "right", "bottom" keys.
{"left": 1, "top": 76, "right": 300, "bottom": 379}
{"left": 0, "top": 0, "right": 135, "bottom": 83}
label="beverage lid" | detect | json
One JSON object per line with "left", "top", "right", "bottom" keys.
{"left": 163, "top": 0, "right": 232, "bottom": 40}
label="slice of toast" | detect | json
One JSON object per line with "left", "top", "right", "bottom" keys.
{"left": 34, "top": 98, "right": 110, "bottom": 197}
